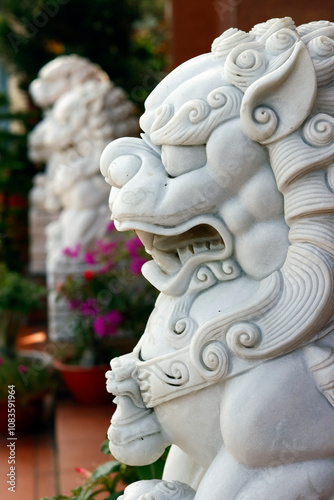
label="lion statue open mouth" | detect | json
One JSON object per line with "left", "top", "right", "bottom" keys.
{"left": 101, "top": 17, "right": 334, "bottom": 499}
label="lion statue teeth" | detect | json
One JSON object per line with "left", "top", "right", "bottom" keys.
{"left": 101, "top": 18, "right": 334, "bottom": 499}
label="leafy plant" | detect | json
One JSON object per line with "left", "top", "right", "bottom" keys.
{"left": 0, "top": 351, "right": 55, "bottom": 400}
{"left": 0, "top": 92, "right": 39, "bottom": 271}
{"left": 57, "top": 222, "right": 157, "bottom": 366}
{"left": 41, "top": 440, "right": 169, "bottom": 500}
{"left": 0, "top": 262, "right": 52, "bottom": 405}
{"left": 0, "top": 262, "right": 45, "bottom": 313}
{"left": 0, "top": 263, "right": 45, "bottom": 354}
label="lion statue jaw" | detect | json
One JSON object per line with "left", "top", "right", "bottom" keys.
{"left": 101, "top": 18, "right": 334, "bottom": 499}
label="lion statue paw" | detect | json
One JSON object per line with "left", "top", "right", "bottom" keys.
{"left": 120, "top": 480, "right": 196, "bottom": 500}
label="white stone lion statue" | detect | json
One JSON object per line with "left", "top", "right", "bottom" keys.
{"left": 101, "top": 18, "right": 334, "bottom": 499}
{"left": 29, "top": 54, "right": 109, "bottom": 111}
{"left": 30, "top": 77, "right": 138, "bottom": 269}
{"left": 28, "top": 55, "right": 109, "bottom": 274}
{"left": 28, "top": 56, "right": 139, "bottom": 338}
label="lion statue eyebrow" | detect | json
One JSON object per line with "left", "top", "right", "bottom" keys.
{"left": 101, "top": 17, "right": 334, "bottom": 500}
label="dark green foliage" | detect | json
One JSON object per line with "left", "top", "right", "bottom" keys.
{"left": 0, "top": 0, "right": 165, "bottom": 271}
{"left": 0, "top": 92, "right": 39, "bottom": 270}
{"left": 0, "top": 0, "right": 165, "bottom": 105}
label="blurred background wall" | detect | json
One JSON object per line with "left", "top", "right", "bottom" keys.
{"left": 167, "top": 0, "right": 334, "bottom": 67}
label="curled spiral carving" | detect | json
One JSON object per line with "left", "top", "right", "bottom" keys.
{"left": 167, "top": 315, "right": 197, "bottom": 348}
{"left": 199, "top": 341, "right": 229, "bottom": 380}
{"left": 207, "top": 87, "right": 228, "bottom": 109}
{"left": 221, "top": 261, "right": 235, "bottom": 275}
{"left": 265, "top": 29, "right": 298, "bottom": 55}
{"left": 196, "top": 267, "right": 213, "bottom": 283}
{"left": 225, "top": 43, "right": 267, "bottom": 90}
{"left": 226, "top": 322, "right": 261, "bottom": 357}
{"left": 168, "top": 361, "right": 190, "bottom": 385}
{"left": 236, "top": 48, "right": 264, "bottom": 70}
{"left": 303, "top": 114, "right": 334, "bottom": 146}
{"left": 252, "top": 17, "right": 296, "bottom": 38}
{"left": 188, "top": 100, "right": 210, "bottom": 124}
{"left": 151, "top": 103, "right": 174, "bottom": 133}
{"left": 173, "top": 318, "right": 192, "bottom": 335}
{"left": 251, "top": 105, "right": 278, "bottom": 139}
{"left": 308, "top": 36, "right": 334, "bottom": 59}
{"left": 212, "top": 28, "right": 254, "bottom": 59}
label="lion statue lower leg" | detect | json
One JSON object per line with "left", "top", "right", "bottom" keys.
{"left": 101, "top": 17, "right": 334, "bottom": 499}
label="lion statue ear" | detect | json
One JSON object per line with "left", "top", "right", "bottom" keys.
{"left": 240, "top": 41, "right": 317, "bottom": 144}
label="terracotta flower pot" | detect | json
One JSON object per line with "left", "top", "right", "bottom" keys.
{"left": 53, "top": 359, "right": 112, "bottom": 405}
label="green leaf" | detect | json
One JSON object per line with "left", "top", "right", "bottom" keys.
{"left": 136, "top": 454, "right": 165, "bottom": 480}
{"left": 77, "top": 486, "right": 95, "bottom": 500}
{"left": 100, "top": 438, "right": 111, "bottom": 455}
{"left": 91, "top": 461, "right": 122, "bottom": 481}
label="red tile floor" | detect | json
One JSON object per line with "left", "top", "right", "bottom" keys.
{"left": 0, "top": 326, "right": 116, "bottom": 500}
{"left": 0, "top": 399, "right": 115, "bottom": 500}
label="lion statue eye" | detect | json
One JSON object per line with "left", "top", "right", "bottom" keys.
{"left": 161, "top": 145, "right": 207, "bottom": 177}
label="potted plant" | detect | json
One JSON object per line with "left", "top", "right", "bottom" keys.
{"left": 54, "top": 221, "right": 157, "bottom": 404}
{"left": 0, "top": 264, "right": 53, "bottom": 433}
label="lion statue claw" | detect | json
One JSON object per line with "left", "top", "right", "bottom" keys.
{"left": 102, "top": 17, "right": 334, "bottom": 499}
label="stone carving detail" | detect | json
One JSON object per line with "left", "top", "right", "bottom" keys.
{"left": 102, "top": 18, "right": 334, "bottom": 499}
{"left": 28, "top": 55, "right": 138, "bottom": 338}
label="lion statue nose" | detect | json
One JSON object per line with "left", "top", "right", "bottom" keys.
{"left": 104, "top": 153, "right": 142, "bottom": 188}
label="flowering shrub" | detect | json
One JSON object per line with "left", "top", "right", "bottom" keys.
{"left": 57, "top": 222, "right": 157, "bottom": 365}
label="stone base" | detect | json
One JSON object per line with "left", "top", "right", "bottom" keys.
{"left": 29, "top": 208, "right": 59, "bottom": 275}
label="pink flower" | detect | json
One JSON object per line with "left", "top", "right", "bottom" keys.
{"left": 96, "top": 240, "right": 117, "bottom": 255}
{"left": 75, "top": 467, "right": 92, "bottom": 478}
{"left": 79, "top": 299, "right": 98, "bottom": 316}
{"left": 130, "top": 257, "right": 147, "bottom": 275}
{"left": 106, "top": 221, "right": 115, "bottom": 233}
{"left": 67, "top": 299, "right": 80, "bottom": 311}
{"left": 125, "top": 236, "right": 143, "bottom": 257}
{"left": 84, "top": 252, "right": 96, "bottom": 265}
{"left": 18, "top": 365, "right": 27, "bottom": 374}
{"left": 62, "top": 243, "right": 81, "bottom": 258}
{"left": 93, "top": 310, "right": 123, "bottom": 338}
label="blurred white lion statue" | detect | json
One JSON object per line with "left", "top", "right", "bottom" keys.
{"left": 101, "top": 18, "right": 334, "bottom": 499}
{"left": 28, "top": 55, "right": 138, "bottom": 338}
{"left": 28, "top": 55, "right": 109, "bottom": 274}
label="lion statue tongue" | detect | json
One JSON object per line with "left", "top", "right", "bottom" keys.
{"left": 101, "top": 17, "right": 334, "bottom": 500}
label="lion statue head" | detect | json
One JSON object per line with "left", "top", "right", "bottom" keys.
{"left": 101, "top": 17, "right": 334, "bottom": 370}
{"left": 29, "top": 78, "right": 138, "bottom": 212}
{"left": 29, "top": 54, "right": 109, "bottom": 110}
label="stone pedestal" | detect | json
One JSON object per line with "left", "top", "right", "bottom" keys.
{"left": 28, "top": 207, "right": 59, "bottom": 275}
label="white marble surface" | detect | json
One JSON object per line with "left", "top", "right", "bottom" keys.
{"left": 102, "top": 18, "right": 334, "bottom": 498}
